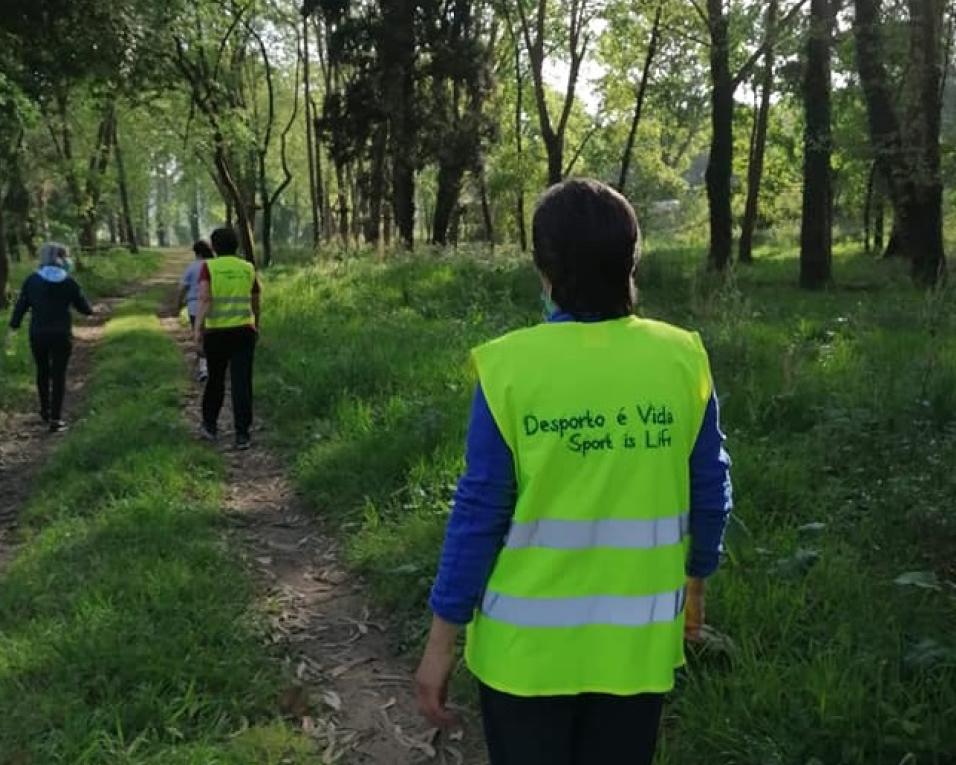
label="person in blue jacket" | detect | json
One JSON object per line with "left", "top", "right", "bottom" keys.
{"left": 8, "top": 242, "right": 95, "bottom": 432}
{"left": 416, "top": 180, "right": 734, "bottom": 764}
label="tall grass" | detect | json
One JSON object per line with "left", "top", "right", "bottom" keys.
{"left": 0, "top": 291, "right": 308, "bottom": 763}
{"left": 258, "top": 242, "right": 956, "bottom": 764}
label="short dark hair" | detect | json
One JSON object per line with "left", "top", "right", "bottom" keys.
{"left": 192, "top": 239, "right": 214, "bottom": 259}
{"left": 210, "top": 227, "right": 239, "bottom": 256}
{"left": 532, "top": 179, "right": 640, "bottom": 318}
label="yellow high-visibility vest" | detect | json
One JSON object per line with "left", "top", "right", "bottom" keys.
{"left": 465, "top": 317, "right": 712, "bottom": 697}
{"left": 205, "top": 256, "right": 255, "bottom": 331}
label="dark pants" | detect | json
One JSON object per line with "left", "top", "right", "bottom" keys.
{"left": 202, "top": 327, "right": 256, "bottom": 436}
{"left": 479, "top": 683, "right": 664, "bottom": 765}
{"left": 30, "top": 333, "right": 72, "bottom": 421}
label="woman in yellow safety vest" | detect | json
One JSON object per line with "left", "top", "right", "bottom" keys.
{"left": 416, "top": 179, "right": 733, "bottom": 764}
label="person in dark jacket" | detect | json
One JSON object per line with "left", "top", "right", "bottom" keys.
{"left": 8, "top": 242, "right": 95, "bottom": 432}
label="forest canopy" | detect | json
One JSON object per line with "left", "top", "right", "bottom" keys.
{"left": 0, "top": 0, "right": 953, "bottom": 295}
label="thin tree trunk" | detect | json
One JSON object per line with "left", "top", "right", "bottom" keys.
{"left": 364, "top": 123, "right": 387, "bottom": 244}
{"left": 138, "top": 202, "right": 150, "bottom": 248}
{"left": 478, "top": 167, "right": 494, "bottom": 244}
{"left": 739, "top": 0, "right": 778, "bottom": 264}
{"left": 705, "top": 0, "right": 734, "bottom": 271}
{"left": 505, "top": 9, "right": 528, "bottom": 251}
{"left": 874, "top": 185, "right": 885, "bottom": 252}
{"left": 800, "top": 0, "right": 834, "bottom": 288}
{"left": 334, "top": 160, "right": 349, "bottom": 247}
{"left": 190, "top": 180, "right": 201, "bottom": 242}
{"left": 156, "top": 163, "right": 170, "bottom": 248}
{"left": 617, "top": 2, "right": 663, "bottom": 192}
{"left": 113, "top": 117, "right": 138, "bottom": 253}
{"left": 303, "top": 14, "right": 320, "bottom": 249}
{"left": 0, "top": 201, "right": 9, "bottom": 309}
{"left": 863, "top": 159, "right": 880, "bottom": 253}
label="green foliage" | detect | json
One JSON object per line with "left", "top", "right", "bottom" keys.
{"left": 260, "top": 242, "right": 956, "bottom": 762}
{"left": 0, "top": 291, "right": 304, "bottom": 762}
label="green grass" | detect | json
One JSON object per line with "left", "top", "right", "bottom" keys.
{"left": 258, "top": 241, "right": 956, "bottom": 764}
{"left": 0, "top": 291, "right": 309, "bottom": 763}
{"left": 1, "top": 248, "right": 162, "bottom": 412}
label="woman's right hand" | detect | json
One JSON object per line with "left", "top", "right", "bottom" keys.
{"left": 415, "top": 615, "right": 460, "bottom": 728}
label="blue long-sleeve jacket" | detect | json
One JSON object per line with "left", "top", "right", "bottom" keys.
{"left": 429, "top": 313, "right": 733, "bottom": 626}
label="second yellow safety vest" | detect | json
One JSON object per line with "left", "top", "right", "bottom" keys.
{"left": 206, "top": 256, "right": 255, "bottom": 331}
{"left": 465, "top": 317, "right": 712, "bottom": 697}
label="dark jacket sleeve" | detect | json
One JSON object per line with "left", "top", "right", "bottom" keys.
{"left": 70, "top": 280, "right": 94, "bottom": 316}
{"left": 9, "top": 277, "right": 32, "bottom": 329}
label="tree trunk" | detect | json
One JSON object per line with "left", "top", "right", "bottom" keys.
{"left": 258, "top": 151, "right": 273, "bottom": 267}
{"left": 156, "top": 163, "right": 170, "bottom": 248}
{"left": 303, "top": 13, "right": 320, "bottom": 249}
{"left": 618, "top": 3, "right": 663, "bottom": 192}
{"left": 384, "top": 0, "right": 416, "bottom": 249}
{"left": 905, "top": 0, "right": 946, "bottom": 285}
{"left": 213, "top": 142, "right": 256, "bottom": 263}
{"left": 478, "top": 167, "right": 494, "bottom": 244}
{"left": 432, "top": 161, "right": 465, "bottom": 245}
{"left": 189, "top": 180, "right": 201, "bottom": 242}
{"left": 334, "top": 160, "right": 349, "bottom": 247}
{"left": 0, "top": 201, "right": 9, "bottom": 309}
{"left": 739, "top": 0, "right": 778, "bottom": 264}
{"left": 863, "top": 159, "right": 877, "bottom": 253}
{"left": 853, "top": 0, "right": 946, "bottom": 285}
{"left": 137, "top": 202, "right": 150, "bottom": 249}
{"left": 364, "top": 123, "right": 388, "bottom": 244}
{"left": 113, "top": 118, "right": 138, "bottom": 253}
{"left": 705, "top": 0, "right": 734, "bottom": 271}
{"left": 506, "top": 11, "right": 528, "bottom": 251}
{"left": 78, "top": 103, "right": 116, "bottom": 249}
{"left": 800, "top": 0, "right": 834, "bottom": 288}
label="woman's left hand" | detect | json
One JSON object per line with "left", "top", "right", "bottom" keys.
{"left": 415, "top": 615, "right": 459, "bottom": 728}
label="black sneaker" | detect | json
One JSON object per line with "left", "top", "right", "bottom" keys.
{"left": 49, "top": 420, "right": 68, "bottom": 433}
{"left": 199, "top": 422, "right": 218, "bottom": 442}
{"left": 235, "top": 433, "right": 251, "bottom": 451}
{"left": 39, "top": 411, "right": 50, "bottom": 426}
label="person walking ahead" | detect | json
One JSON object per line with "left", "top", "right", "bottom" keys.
{"left": 178, "top": 239, "right": 214, "bottom": 382}
{"left": 8, "top": 242, "right": 94, "bottom": 433}
{"left": 193, "top": 227, "right": 260, "bottom": 450}
{"left": 416, "top": 179, "right": 733, "bottom": 765}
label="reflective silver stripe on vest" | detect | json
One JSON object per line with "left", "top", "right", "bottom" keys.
{"left": 505, "top": 513, "right": 690, "bottom": 550}
{"left": 481, "top": 587, "right": 686, "bottom": 628}
{"left": 208, "top": 307, "right": 253, "bottom": 320}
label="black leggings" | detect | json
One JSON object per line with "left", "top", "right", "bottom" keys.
{"left": 30, "top": 333, "right": 72, "bottom": 421}
{"left": 479, "top": 683, "right": 664, "bottom": 765}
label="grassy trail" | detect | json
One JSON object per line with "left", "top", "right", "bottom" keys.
{"left": 0, "top": 254, "right": 314, "bottom": 762}
{"left": 157, "top": 259, "right": 485, "bottom": 763}
{"left": 1, "top": 250, "right": 164, "bottom": 568}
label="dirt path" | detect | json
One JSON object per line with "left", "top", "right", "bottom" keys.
{"left": 157, "top": 263, "right": 486, "bottom": 764}
{"left": 0, "top": 253, "right": 187, "bottom": 571}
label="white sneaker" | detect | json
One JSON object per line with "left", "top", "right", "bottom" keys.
{"left": 197, "top": 358, "right": 209, "bottom": 383}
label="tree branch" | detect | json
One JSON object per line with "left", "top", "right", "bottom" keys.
{"left": 732, "top": 0, "right": 810, "bottom": 89}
